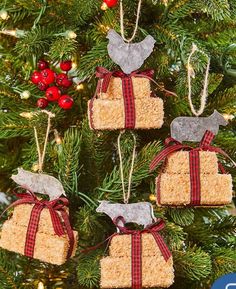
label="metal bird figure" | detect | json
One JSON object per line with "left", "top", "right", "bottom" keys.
{"left": 107, "top": 29, "right": 156, "bottom": 74}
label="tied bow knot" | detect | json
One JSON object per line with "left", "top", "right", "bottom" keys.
{"left": 112, "top": 216, "right": 171, "bottom": 262}
{"left": 150, "top": 130, "right": 235, "bottom": 206}
{"left": 150, "top": 130, "right": 231, "bottom": 172}
{"left": 96, "top": 66, "right": 154, "bottom": 94}
{"left": 11, "top": 191, "right": 69, "bottom": 237}
{"left": 1, "top": 190, "right": 75, "bottom": 259}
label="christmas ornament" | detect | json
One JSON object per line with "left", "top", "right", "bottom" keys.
{"left": 88, "top": 67, "right": 164, "bottom": 130}
{"left": 103, "top": 0, "right": 118, "bottom": 8}
{"left": 37, "top": 59, "right": 49, "bottom": 70}
{"left": 37, "top": 98, "right": 48, "bottom": 108}
{"left": 31, "top": 71, "right": 42, "bottom": 84}
{"left": 0, "top": 110, "right": 78, "bottom": 265}
{"left": 88, "top": 0, "right": 168, "bottom": 130}
{"left": 41, "top": 68, "right": 55, "bottom": 85}
{"left": 148, "top": 45, "right": 235, "bottom": 207}
{"left": 96, "top": 132, "right": 173, "bottom": 288}
{"left": 150, "top": 130, "right": 234, "bottom": 207}
{"left": 58, "top": 95, "right": 74, "bottom": 110}
{"left": 20, "top": 90, "right": 31, "bottom": 100}
{"left": 107, "top": 29, "right": 155, "bottom": 74}
{"left": 171, "top": 110, "right": 228, "bottom": 143}
{"left": 60, "top": 60, "right": 72, "bottom": 71}
{"left": 45, "top": 86, "right": 61, "bottom": 101}
{"left": 0, "top": 190, "right": 78, "bottom": 265}
{"left": 100, "top": 217, "right": 174, "bottom": 289}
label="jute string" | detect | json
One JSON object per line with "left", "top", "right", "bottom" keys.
{"left": 33, "top": 110, "right": 55, "bottom": 173}
{"left": 120, "top": 0, "right": 142, "bottom": 43}
{"left": 187, "top": 43, "right": 210, "bottom": 116}
{"left": 117, "top": 131, "right": 136, "bottom": 204}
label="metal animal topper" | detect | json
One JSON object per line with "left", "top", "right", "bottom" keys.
{"left": 96, "top": 201, "right": 156, "bottom": 228}
{"left": 170, "top": 110, "right": 228, "bottom": 143}
{"left": 11, "top": 168, "right": 66, "bottom": 200}
{"left": 107, "top": 29, "right": 156, "bottom": 74}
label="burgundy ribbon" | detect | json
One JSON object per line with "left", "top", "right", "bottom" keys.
{"left": 150, "top": 130, "right": 231, "bottom": 205}
{"left": 2, "top": 191, "right": 74, "bottom": 259}
{"left": 89, "top": 67, "right": 154, "bottom": 130}
{"left": 114, "top": 216, "right": 171, "bottom": 289}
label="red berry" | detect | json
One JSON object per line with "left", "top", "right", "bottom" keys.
{"left": 103, "top": 0, "right": 118, "bottom": 8}
{"left": 58, "top": 95, "right": 74, "bottom": 110}
{"left": 56, "top": 73, "right": 67, "bottom": 86}
{"left": 60, "top": 60, "right": 72, "bottom": 71}
{"left": 45, "top": 86, "right": 61, "bottom": 101}
{"left": 61, "top": 78, "right": 73, "bottom": 88}
{"left": 31, "top": 71, "right": 42, "bottom": 84}
{"left": 37, "top": 98, "right": 48, "bottom": 109}
{"left": 37, "top": 59, "right": 49, "bottom": 70}
{"left": 41, "top": 68, "right": 55, "bottom": 85}
{"left": 56, "top": 73, "right": 73, "bottom": 88}
{"left": 37, "top": 81, "right": 48, "bottom": 91}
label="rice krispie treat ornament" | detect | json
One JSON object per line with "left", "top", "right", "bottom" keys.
{"left": 0, "top": 110, "right": 78, "bottom": 265}
{"left": 149, "top": 45, "right": 235, "bottom": 207}
{"left": 88, "top": 0, "right": 170, "bottom": 131}
{"left": 96, "top": 131, "right": 174, "bottom": 288}
{"left": 100, "top": 216, "right": 174, "bottom": 289}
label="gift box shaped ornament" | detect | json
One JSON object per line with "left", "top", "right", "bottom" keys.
{"left": 150, "top": 130, "right": 233, "bottom": 207}
{"left": 100, "top": 216, "right": 174, "bottom": 289}
{"left": 88, "top": 67, "right": 164, "bottom": 130}
{"left": 96, "top": 201, "right": 174, "bottom": 288}
{"left": 88, "top": 30, "right": 165, "bottom": 131}
{"left": 0, "top": 169, "right": 78, "bottom": 265}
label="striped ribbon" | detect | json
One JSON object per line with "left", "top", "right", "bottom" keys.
{"left": 114, "top": 216, "right": 171, "bottom": 289}
{"left": 89, "top": 67, "right": 154, "bottom": 129}
{"left": 2, "top": 191, "right": 74, "bottom": 259}
{"left": 150, "top": 130, "right": 231, "bottom": 205}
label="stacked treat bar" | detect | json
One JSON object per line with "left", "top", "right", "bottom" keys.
{"left": 0, "top": 203, "right": 78, "bottom": 265}
{"left": 157, "top": 151, "right": 232, "bottom": 206}
{"left": 88, "top": 76, "right": 164, "bottom": 130}
{"left": 100, "top": 233, "right": 174, "bottom": 288}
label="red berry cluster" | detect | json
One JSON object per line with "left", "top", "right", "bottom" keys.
{"left": 31, "top": 59, "right": 74, "bottom": 110}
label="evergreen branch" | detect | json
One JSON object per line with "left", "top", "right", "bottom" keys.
{"left": 173, "top": 247, "right": 212, "bottom": 280}
{"left": 167, "top": 208, "right": 195, "bottom": 226}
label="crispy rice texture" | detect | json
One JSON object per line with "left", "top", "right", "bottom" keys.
{"left": 100, "top": 234, "right": 174, "bottom": 288}
{"left": 0, "top": 205, "right": 78, "bottom": 265}
{"left": 88, "top": 97, "right": 164, "bottom": 130}
{"left": 165, "top": 151, "right": 219, "bottom": 174}
{"left": 98, "top": 76, "right": 151, "bottom": 100}
{"left": 157, "top": 173, "right": 232, "bottom": 206}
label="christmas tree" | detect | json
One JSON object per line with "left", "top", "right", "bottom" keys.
{"left": 0, "top": 0, "right": 236, "bottom": 288}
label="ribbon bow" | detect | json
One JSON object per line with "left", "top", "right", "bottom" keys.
{"left": 150, "top": 130, "right": 234, "bottom": 205}
{"left": 95, "top": 66, "right": 154, "bottom": 93}
{"left": 113, "top": 216, "right": 171, "bottom": 261}
{"left": 150, "top": 130, "right": 231, "bottom": 172}
{"left": 113, "top": 216, "right": 171, "bottom": 289}
{"left": 2, "top": 191, "right": 74, "bottom": 259}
